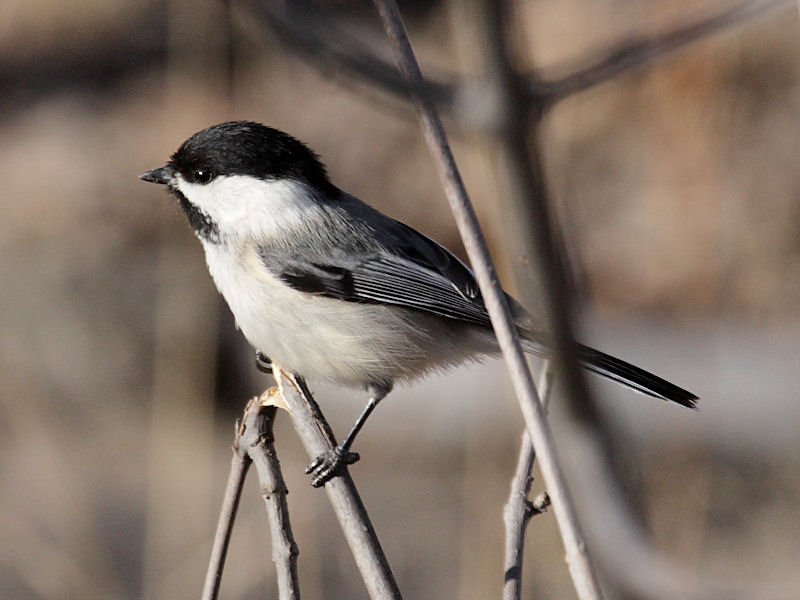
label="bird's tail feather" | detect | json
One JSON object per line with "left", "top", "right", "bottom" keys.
{"left": 577, "top": 344, "right": 698, "bottom": 408}
{"left": 515, "top": 319, "right": 697, "bottom": 408}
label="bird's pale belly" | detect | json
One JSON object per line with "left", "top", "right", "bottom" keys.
{"left": 203, "top": 240, "right": 495, "bottom": 388}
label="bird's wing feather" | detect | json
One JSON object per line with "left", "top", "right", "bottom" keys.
{"left": 259, "top": 218, "right": 492, "bottom": 326}
{"left": 275, "top": 252, "right": 491, "bottom": 325}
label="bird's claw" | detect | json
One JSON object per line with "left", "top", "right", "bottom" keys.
{"left": 305, "top": 446, "right": 360, "bottom": 487}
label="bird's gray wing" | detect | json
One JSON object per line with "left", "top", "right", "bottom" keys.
{"left": 259, "top": 220, "right": 492, "bottom": 326}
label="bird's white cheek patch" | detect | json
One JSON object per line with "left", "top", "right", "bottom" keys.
{"left": 177, "top": 175, "right": 317, "bottom": 239}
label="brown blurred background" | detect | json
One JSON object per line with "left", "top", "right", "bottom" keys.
{"left": 2, "top": 1, "right": 800, "bottom": 598}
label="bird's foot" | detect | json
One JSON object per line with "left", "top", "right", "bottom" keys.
{"left": 305, "top": 446, "right": 360, "bottom": 487}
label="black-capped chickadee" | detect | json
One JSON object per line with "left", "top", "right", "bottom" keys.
{"left": 141, "top": 121, "right": 697, "bottom": 486}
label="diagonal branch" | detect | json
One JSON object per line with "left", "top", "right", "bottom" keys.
{"left": 370, "top": 1, "right": 603, "bottom": 598}
{"left": 271, "top": 368, "right": 402, "bottom": 600}
{"left": 533, "top": 0, "right": 796, "bottom": 103}
{"left": 246, "top": 1, "right": 454, "bottom": 109}
{"left": 243, "top": 0, "right": 793, "bottom": 125}
{"left": 234, "top": 2, "right": 800, "bottom": 598}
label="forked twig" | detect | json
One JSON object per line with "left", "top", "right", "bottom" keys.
{"left": 203, "top": 395, "right": 300, "bottom": 600}
{"left": 246, "top": 0, "right": 793, "bottom": 124}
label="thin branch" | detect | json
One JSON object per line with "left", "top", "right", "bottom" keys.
{"left": 502, "top": 364, "right": 553, "bottom": 600}
{"left": 242, "top": 0, "right": 792, "bottom": 127}
{"left": 565, "top": 435, "right": 800, "bottom": 599}
{"left": 202, "top": 429, "right": 251, "bottom": 600}
{"left": 246, "top": 1, "right": 454, "bottom": 109}
{"left": 480, "top": 2, "right": 800, "bottom": 599}
{"left": 479, "top": 2, "right": 619, "bottom": 596}
{"left": 501, "top": 433, "right": 535, "bottom": 600}
{"left": 370, "top": 1, "right": 603, "bottom": 598}
{"left": 239, "top": 395, "right": 301, "bottom": 600}
{"left": 271, "top": 368, "right": 402, "bottom": 600}
{"left": 533, "top": 0, "right": 795, "bottom": 104}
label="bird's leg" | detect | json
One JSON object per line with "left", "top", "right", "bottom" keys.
{"left": 255, "top": 350, "right": 272, "bottom": 374}
{"left": 306, "top": 383, "right": 392, "bottom": 487}
{"left": 338, "top": 385, "right": 391, "bottom": 454}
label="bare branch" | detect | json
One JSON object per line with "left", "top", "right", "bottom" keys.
{"left": 370, "top": 1, "right": 604, "bottom": 598}
{"left": 564, "top": 432, "right": 800, "bottom": 599}
{"left": 271, "top": 368, "right": 402, "bottom": 600}
{"left": 202, "top": 427, "right": 250, "bottom": 600}
{"left": 479, "top": 2, "right": 800, "bottom": 599}
{"left": 239, "top": 395, "right": 300, "bottom": 600}
{"left": 245, "top": 1, "right": 454, "bottom": 109}
{"left": 502, "top": 364, "right": 553, "bottom": 600}
{"left": 533, "top": 0, "right": 795, "bottom": 103}
{"left": 502, "top": 432, "right": 535, "bottom": 600}
{"left": 242, "top": 0, "right": 792, "bottom": 129}
{"left": 203, "top": 395, "right": 301, "bottom": 600}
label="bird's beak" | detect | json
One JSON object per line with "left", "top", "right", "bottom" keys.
{"left": 139, "top": 165, "right": 175, "bottom": 185}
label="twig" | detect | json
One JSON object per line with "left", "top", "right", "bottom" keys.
{"left": 244, "top": 0, "right": 792, "bottom": 128}
{"left": 533, "top": 0, "right": 795, "bottom": 104}
{"left": 272, "top": 368, "right": 402, "bottom": 600}
{"left": 371, "top": 1, "right": 603, "bottom": 598}
{"left": 202, "top": 430, "right": 250, "bottom": 600}
{"left": 502, "top": 364, "right": 553, "bottom": 600}
{"left": 203, "top": 395, "right": 302, "bottom": 600}
{"left": 239, "top": 394, "right": 301, "bottom": 600}
{"left": 477, "top": 3, "right": 800, "bottom": 599}
{"left": 247, "top": 1, "right": 453, "bottom": 109}
{"left": 502, "top": 434, "right": 536, "bottom": 600}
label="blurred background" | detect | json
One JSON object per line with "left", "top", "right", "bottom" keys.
{"left": 2, "top": 0, "right": 800, "bottom": 598}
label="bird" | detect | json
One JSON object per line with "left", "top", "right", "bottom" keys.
{"left": 140, "top": 120, "right": 698, "bottom": 486}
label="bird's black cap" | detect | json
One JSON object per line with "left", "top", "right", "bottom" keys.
{"left": 161, "top": 121, "right": 337, "bottom": 194}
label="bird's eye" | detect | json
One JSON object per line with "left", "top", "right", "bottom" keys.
{"left": 194, "top": 169, "right": 213, "bottom": 184}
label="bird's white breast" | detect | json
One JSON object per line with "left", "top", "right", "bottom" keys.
{"left": 201, "top": 238, "right": 472, "bottom": 388}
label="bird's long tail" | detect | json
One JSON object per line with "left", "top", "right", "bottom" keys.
{"left": 577, "top": 344, "right": 698, "bottom": 408}
{"left": 510, "top": 299, "right": 697, "bottom": 408}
